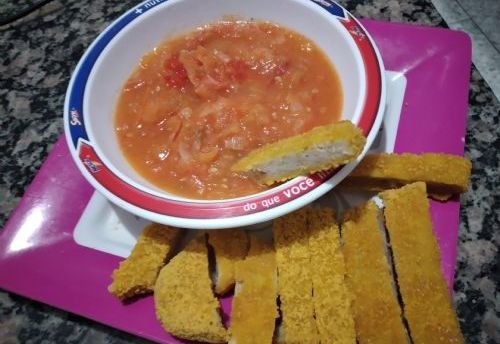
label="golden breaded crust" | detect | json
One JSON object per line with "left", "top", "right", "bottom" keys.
{"left": 229, "top": 235, "right": 278, "bottom": 344}
{"left": 307, "top": 207, "right": 356, "bottom": 344}
{"left": 272, "top": 209, "right": 318, "bottom": 344}
{"left": 232, "top": 121, "right": 366, "bottom": 185}
{"left": 108, "top": 224, "right": 181, "bottom": 300}
{"left": 154, "top": 233, "right": 228, "bottom": 343}
{"left": 208, "top": 229, "right": 249, "bottom": 295}
{"left": 341, "top": 153, "right": 472, "bottom": 199}
{"left": 342, "top": 202, "right": 409, "bottom": 344}
{"left": 381, "top": 183, "right": 464, "bottom": 344}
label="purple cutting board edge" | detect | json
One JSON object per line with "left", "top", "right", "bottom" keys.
{"left": 0, "top": 19, "right": 471, "bottom": 344}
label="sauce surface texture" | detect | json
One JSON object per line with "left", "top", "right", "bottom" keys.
{"left": 115, "top": 20, "right": 343, "bottom": 199}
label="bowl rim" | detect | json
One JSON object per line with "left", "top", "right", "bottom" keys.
{"left": 64, "top": 0, "right": 386, "bottom": 229}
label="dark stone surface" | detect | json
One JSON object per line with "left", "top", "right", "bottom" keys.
{"left": 1, "top": 0, "right": 498, "bottom": 343}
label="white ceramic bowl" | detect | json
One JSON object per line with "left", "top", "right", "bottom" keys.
{"left": 64, "top": 0, "right": 386, "bottom": 229}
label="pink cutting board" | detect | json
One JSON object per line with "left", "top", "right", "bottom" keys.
{"left": 0, "top": 19, "right": 471, "bottom": 344}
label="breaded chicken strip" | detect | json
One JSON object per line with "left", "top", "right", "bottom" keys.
{"left": 381, "top": 182, "right": 464, "bottom": 344}
{"left": 272, "top": 208, "right": 318, "bottom": 344}
{"left": 341, "top": 153, "right": 471, "bottom": 200}
{"left": 307, "top": 207, "right": 356, "bottom": 344}
{"left": 208, "top": 229, "right": 249, "bottom": 295}
{"left": 342, "top": 202, "right": 409, "bottom": 344}
{"left": 233, "top": 121, "right": 366, "bottom": 185}
{"left": 108, "top": 223, "right": 181, "bottom": 300}
{"left": 229, "top": 235, "right": 278, "bottom": 344}
{"left": 154, "top": 233, "right": 228, "bottom": 343}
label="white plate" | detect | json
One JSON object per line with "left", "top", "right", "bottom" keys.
{"left": 74, "top": 71, "right": 406, "bottom": 258}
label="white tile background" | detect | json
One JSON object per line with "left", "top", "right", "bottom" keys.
{"left": 431, "top": 0, "right": 500, "bottom": 101}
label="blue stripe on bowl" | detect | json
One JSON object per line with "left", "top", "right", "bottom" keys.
{"left": 67, "top": 0, "right": 169, "bottom": 148}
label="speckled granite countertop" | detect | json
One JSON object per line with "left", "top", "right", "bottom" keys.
{"left": 0, "top": 0, "right": 498, "bottom": 343}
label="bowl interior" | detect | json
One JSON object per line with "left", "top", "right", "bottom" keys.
{"left": 84, "top": 0, "right": 366, "bottom": 202}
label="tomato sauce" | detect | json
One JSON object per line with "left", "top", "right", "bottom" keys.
{"left": 115, "top": 20, "right": 343, "bottom": 199}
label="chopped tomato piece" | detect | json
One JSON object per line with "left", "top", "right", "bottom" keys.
{"left": 163, "top": 55, "right": 189, "bottom": 88}
{"left": 226, "top": 59, "right": 247, "bottom": 81}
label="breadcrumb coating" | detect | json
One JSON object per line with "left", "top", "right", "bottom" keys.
{"left": 208, "top": 229, "right": 249, "bottom": 295}
{"left": 232, "top": 121, "right": 366, "bottom": 185}
{"left": 307, "top": 207, "right": 356, "bottom": 344}
{"left": 154, "top": 233, "right": 228, "bottom": 343}
{"left": 108, "top": 223, "right": 181, "bottom": 300}
{"left": 229, "top": 235, "right": 278, "bottom": 344}
{"left": 381, "top": 182, "right": 464, "bottom": 344}
{"left": 342, "top": 202, "right": 409, "bottom": 344}
{"left": 272, "top": 208, "right": 319, "bottom": 344}
{"left": 341, "top": 153, "right": 471, "bottom": 200}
